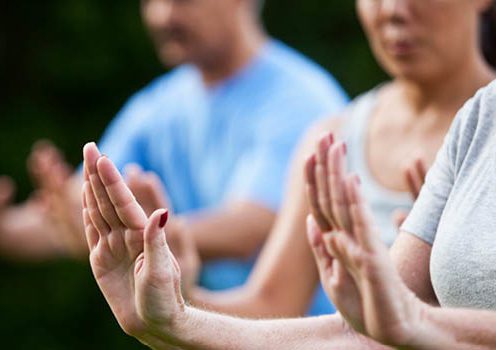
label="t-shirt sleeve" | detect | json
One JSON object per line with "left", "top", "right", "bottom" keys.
{"left": 97, "top": 91, "right": 154, "bottom": 172}
{"left": 400, "top": 97, "right": 475, "bottom": 245}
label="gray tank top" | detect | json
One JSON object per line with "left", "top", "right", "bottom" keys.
{"left": 343, "top": 90, "right": 413, "bottom": 246}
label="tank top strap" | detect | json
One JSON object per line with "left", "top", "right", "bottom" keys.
{"left": 341, "top": 86, "right": 413, "bottom": 245}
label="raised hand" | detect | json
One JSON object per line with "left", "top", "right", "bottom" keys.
{"left": 125, "top": 164, "right": 172, "bottom": 217}
{"left": 125, "top": 164, "right": 200, "bottom": 296}
{"left": 27, "top": 140, "right": 87, "bottom": 257}
{"left": 305, "top": 215, "right": 364, "bottom": 333}
{"left": 27, "top": 140, "right": 73, "bottom": 190}
{"left": 304, "top": 134, "right": 365, "bottom": 332}
{"left": 305, "top": 133, "right": 351, "bottom": 232}
{"left": 306, "top": 135, "right": 424, "bottom": 347}
{"left": 82, "top": 142, "right": 185, "bottom": 347}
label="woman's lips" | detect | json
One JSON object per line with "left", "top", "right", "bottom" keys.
{"left": 386, "top": 40, "right": 417, "bottom": 57}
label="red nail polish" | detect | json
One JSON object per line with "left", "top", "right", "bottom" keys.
{"left": 329, "top": 133, "right": 334, "bottom": 144}
{"left": 159, "top": 211, "right": 169, "bottom": 228}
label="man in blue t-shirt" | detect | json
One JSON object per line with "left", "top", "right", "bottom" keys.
{"left": 0, "top": 0, "right": 348, "bottom": 295}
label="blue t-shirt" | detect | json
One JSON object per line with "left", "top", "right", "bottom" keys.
{"left": 98, "top": 39, "right": 349, "bottom": 316}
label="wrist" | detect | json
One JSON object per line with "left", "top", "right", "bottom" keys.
{"left": 394, "top": 296, "right": 434, "bottom": 349}
{"left": 140, "top": 306, "right": 196, "bottom": 349}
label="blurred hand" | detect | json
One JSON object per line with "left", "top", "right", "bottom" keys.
{"left": 27, "top": 140, "right": 87, "bottom": 257}
{"left": 305, "top": 134, "right": 424, "bottom": 347}
{"left": 27, "top": 140, "right": 72, "bottom": 190}
{"left": 125, "top": 164, "right": 172, "bottom": 217}
{"left": 125, "top": 164, "right": 200, "bottom": 295}
{"left": 165, "top": 219, "right": 200, "bottom": 298}
{"left": 392, "top": 158, "right": 428, "bottom": 230}
{"left": 0, "top": 176, "right": 16, "bottom": 209}
{"left": 82, "top": 142, "right": 186, "bottom": 346}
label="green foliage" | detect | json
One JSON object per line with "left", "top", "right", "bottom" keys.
{"left": 0, "top": 0, "right": 386, "bottom": 348}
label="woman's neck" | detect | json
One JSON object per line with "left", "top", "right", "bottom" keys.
{"left": 397, "top": 53, "right": 495, "bottom": 118}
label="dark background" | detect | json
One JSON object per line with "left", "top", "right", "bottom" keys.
{"left": 0, "top": 1, "right": 386, "bottom": 348}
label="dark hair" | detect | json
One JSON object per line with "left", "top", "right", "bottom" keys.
{"left": 481, "top": 2, "right": 496, "bottom": 68}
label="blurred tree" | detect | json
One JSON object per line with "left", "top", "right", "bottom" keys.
{"left": 0, "top": 0, "right": 386, "bottom": 348}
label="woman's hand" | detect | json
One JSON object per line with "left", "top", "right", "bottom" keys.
{"left": 304, "top": 134, "right": 364, "bottom": 332}
{"left": 82, "top": 142, "right": 186, "bottom": 347}
{"left": 305, "top": 134, "right": 426, "bottom": 347}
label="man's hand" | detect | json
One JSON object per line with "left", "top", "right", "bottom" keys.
{"left": 27, "top": 140, "right": 87, "bottom": 257}
{"left": 125, "top": 164, "right": 172, "bottom": 217}
{"left": 83, "top": 142, "right": 186, "bottom": 347}
{"left": 125, "top": 165, "right": 200, "bottom": 297}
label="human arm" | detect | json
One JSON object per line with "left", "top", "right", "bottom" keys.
{"left": 305, "top": 129, "right": 496, "bottom": 349}
{"left": 187, "top": 119, "right": 347, "bottom": 317}
{"left": 179, "top": 202, "right": 274, "bottom": 261}
{"left": 0, "top": 143, "right": 86, "bottom": 261}
{"left": 82, "top": 141, "right": 391, "bottom": 350}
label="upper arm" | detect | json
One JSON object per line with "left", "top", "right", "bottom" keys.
{"left": 97, "top": 92, "right": 157, "bottom": 172}
{"left": 390, "top": 231, "right": 437, "bottom": 305}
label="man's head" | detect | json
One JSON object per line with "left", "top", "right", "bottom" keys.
{"left": 141, "top": 0, "right": 264, "bottom": 68}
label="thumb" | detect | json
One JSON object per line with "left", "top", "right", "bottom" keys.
{"left": 144, "top": 209, "right": 170, "bottom": 272}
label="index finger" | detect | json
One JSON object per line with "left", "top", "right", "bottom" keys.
{"left": 96, "top": 156, "right": 147, "bottom": 230}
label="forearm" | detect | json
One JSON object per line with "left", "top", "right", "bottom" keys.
{"left": 184, "top": 202, "right": 275, "bottom": 260}
{"left": 0, "top": 202, "right": 64, "bottom": 260}
{"left": 189, "top": 285, "right": 303, "bottom": 318}
{"left": 405, "top": 305, "right": 496, "bottom": 350}
{"left": 147, "top": 307, "right": 390, "bottom": 350}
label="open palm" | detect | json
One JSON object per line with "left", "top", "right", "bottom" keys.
{"left": 305, "top": 134, "right": 423, "bottom": 346}
{"left": 82, "top": 143, "right": 184, "bottom": 346}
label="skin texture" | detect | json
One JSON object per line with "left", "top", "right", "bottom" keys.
{"left": 141, "top": 0, "right": 266, "bottom": 83}
{"left": 306, "top": 133, "right": 496, "bottom": 349}
{"left": 82, "top": 142, "right": 390, "bottom": 350}
{"left": 0, "top": 0, "right": 273, "bottom": 263}
{"left": 186, "top": 0, "right": 496, "bottom": 318}
{"left": 84, "top": 137, "right": 496, "bottom": 349}
{"left": 82, "top": 1, "right": 496, "bottom": 348}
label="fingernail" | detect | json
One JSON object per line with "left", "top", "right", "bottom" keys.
{"left": 342, "top": 143, "right": 347, "bottom": 155}
{"left": 159, "top": 210, "right": 169, "bottom": 228}
{"left": 329, "top": 133, "right": 334, "bottom": 144}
